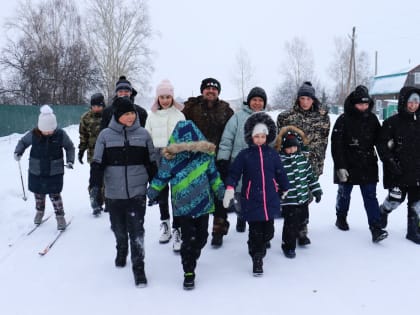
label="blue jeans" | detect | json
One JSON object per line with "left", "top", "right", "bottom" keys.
{"left": 335, "top": 183, "right": 381, "bottom": 226}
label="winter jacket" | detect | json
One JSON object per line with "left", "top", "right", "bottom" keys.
{"left": 100, "top": 103, "right": 148, "bottom": 130}
{"left": 277, "top": 99, "right": 330, "bottom": 178}
{"left": 148, "top": 120, "right": 225, "bottom": 218}
{"left": 225, "top": 112, "right": 290, "bottom": 222}
{"left": 91, "top": 116, "right": 156, "bottom": 199}
{"left": 145, "top": 106, "right": 185, "bottom": 148}
{"left": 14, "top": 128, "right": 75, "bottom": 194}
{"left": 78, "top": 110, "right": 102, "bottom": 163}
{"left": 331, "top": 94, "right": 380, "bottom": 184}
{"left": 182, "top": 95, "right": 234, "bottom": 151}
{"left": 377, "top": 86, "right": 420, "bottom": 188}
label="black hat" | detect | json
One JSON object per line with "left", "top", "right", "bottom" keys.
{"left": 90, "top": 93, "right": 105, "bottom": 107}
{"left": 350, "top": 85, "right": 371, "bottom": 104}
{"left": 115, "top": 75, "right": 133, "bottom": 93}
{"left": 113, "top": 97, "right": 136, "bottom": 121}
{"left": 246, "top": 87, "right": 267, "bottom": 107}
{"left": 297, "top": 81, "right": 315, "bottom": 99}
{"left": 200, "top": 78, "right": 221, "bottom": 93}
{"left": 282, "top": 133, "right": 300, "bottom": 150}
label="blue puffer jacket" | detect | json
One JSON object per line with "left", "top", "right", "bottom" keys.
{"left": 225, "top": 112, "right": 290, "bottom": 222}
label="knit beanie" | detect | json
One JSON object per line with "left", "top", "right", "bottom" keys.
{"left": 282, "top": 133, "right": 300, "bottom": 150}
{"left": 351, "top": 85, "right": 371, "bottom": 105}
{"left": 115, "top": 75, "right": 133, "bottom": 93}
{"left": 246, "top": 87, "right": 267, "bottom": 107}
{"left": 200, "top": 78, "right": 221, "bottom": 93}
{"left": 90, "top": 93, "right": 105, "bottom": 107}
{"left": 38, "top": 105, "right": 57, "bottom": 132}
{"left": 156, "top": 79, "right": 174, "bottom": 97}
{"left": 113, "top": 97, "right": 136, "bottom": 121}
{"left": 408, "top": 92, "right": 420, "bottom": 103}
{"left": 297, "top": 81, "right": 316, "bottom": 99}
{"left": 252, "top": 123, "right": 269, "bottom": 137}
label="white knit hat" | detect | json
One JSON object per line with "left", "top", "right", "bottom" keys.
{"left": 252, "top": 123, "right": 268, "bottom": 137}
{"left": 38, "top": 105, "right": 57, "bottom": 132}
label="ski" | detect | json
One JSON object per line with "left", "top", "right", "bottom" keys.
{"left": 38, "top": 217, "right": 72, "bottom": 256}
{"left": 7, "top": 214, "right": 53, "bottom": 247}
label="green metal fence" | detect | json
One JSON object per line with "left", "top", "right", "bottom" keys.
{"left": 382, "top": 104, "right": 398, "bottom": 120}
{"left": 0, "top": 105, "right": 89, "bottom": 137}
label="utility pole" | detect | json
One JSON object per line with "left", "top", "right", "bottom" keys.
{"left": 346, "top": 27, "right": 356, "bottom": 95}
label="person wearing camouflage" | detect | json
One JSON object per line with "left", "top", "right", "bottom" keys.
{"left": 182, "top": 78, "right": 234, "bottom": 248}
{"left": 276, "top": 81, "right": 330, "bottom": 245}
{"left": 78, "top": 93, "right": 106, "bottom": 216}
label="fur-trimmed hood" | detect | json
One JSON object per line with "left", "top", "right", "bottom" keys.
{"left": 274, "top": 125, "right": 308, "bottom": 152}
{"left": 398, "top": 86, "right": 420, "bottom": 119}
{"left": 161, "top": 120, "right": 215, "bottom": 159}
{"left": 244, "top": 112, "right": 277, "bottom": 145}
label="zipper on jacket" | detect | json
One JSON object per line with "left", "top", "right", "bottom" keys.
{"left": 258, "top": 146, "right": 269, "bottom": 221}
{"left": 123, "top": 127, "right": 130, "bottom": 199}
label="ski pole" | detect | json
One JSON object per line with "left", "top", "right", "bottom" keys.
{"left": 17, "top": 160, "right": 28, "bottom": 201}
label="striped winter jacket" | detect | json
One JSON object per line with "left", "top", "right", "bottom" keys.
{"left": 279, "top": 152, "right": 322, "bottom": 206}
{"left": 148, "top": 120, "right": 225, "bottom": 218}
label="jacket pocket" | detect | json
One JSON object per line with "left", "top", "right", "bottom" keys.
{"left": 246, "top": 180, "right": 251, "bottom": 199}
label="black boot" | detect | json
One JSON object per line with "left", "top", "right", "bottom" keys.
{"left": 252, "top": 255, "right": 263, "bottom": 276}
{"left": 406, "top": 216, "right": 420, "bottom": 244}
{"left": 297, "top": 226, "right": 311, "bottom": 246}
{"left": 115, "top": 249, "right": 128, "bottom": 267}
{"left": 369, "top": 224, "right": 388, "bottom": 243}
{"left": 211, "top": 217, "right": 230, "bottom": 248}
{"left": 236, "top": 217, "right": 246, "bottom": 232}
{"left": 282, "top": 248, "right": 296, "bottom": 259}
{"left": 183, "top": 272, "right": 195, "bottom": 290}
{"left": 133, "top": 266, "right": 147, "bottom": 287}
{"left": 335, "top": 214, "right": 349, "bottom": 231}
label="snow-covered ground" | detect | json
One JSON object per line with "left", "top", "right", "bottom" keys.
{"left": 1, "top": 113, "right": 419, "bottom": 315}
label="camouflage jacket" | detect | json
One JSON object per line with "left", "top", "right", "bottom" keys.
{"left": 277, "top": 102, "right": 330, "bottom": 178}
{"left": 79, "top": 110, "right": 103, "bottom": 163}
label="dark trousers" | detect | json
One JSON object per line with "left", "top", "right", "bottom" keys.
{"left": 336, "top": 183, "right": 381, "bottom": 226}
{"left": 158, "top": 185, "right": 180, "bottom": 228}
{"left": 34, "top": 193, "right": 64, "bottom": 215}
{"left": 107, "top": 195, "right": 146, "bottom": 270}
{"left": 282, "top": 204, "right": 308, "bottom": 250}
{"left": 179, "top": 214, "right": 209, "bottom": 273}
{"left": 247, "top": 220, "right": 274, "bottom": 258}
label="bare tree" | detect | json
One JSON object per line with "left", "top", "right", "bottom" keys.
{"left": 272, "top": 37, "right": 317, "bottom": 109}
{"left": 1, "top": 0, "right": 96, "bottom": 105}
{"left": 231, "top": 47, "right": 255, "bottom": 102}
{"left": 328, "top": 36, "right": 372, "bottom": 105}
{"left": 84, "top": 0, "right": 153, "bottom": 99}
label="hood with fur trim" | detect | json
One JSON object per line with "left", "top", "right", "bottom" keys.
{"left": 274, "top": 125, "right": 308, "bottom": 152}
{"left": 244, "top": 112, "right": 277, "bottom": 145}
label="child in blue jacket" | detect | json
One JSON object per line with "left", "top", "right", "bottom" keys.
{"left": 223, "top": 112, "right": 290, "bottom": 276}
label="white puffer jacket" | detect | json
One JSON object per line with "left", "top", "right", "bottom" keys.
{"left": 145, "top": 106, "right": 185, "bottom": 148}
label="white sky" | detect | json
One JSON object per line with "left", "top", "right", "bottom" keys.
{"left": 1, "top": 0, "right": 420, "bottom": 100}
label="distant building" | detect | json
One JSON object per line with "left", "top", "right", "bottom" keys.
{"left": 370, "top": 65, "right": 420, "bottom": 118}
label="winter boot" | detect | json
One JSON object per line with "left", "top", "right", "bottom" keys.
{"left": 115, "top": 249, "right": 128, "bottom": 267}
{"left": 211, "top": 217, "right": 230, "bottom": 248}
{"left": 369, "top": 224, "right": 388, "bottom": 243}
{"left": 335, "top": 214, "right": 350, "bottom": 231}
{"left": 282, "top": 248, "right": 296, "bottom": 259}
{"left": 379, "top": 205, "right": 390, "bottom": 229}
{"left": 236, "top": 217, "right": 246, "bottom": 232}
{"left": 406, "top": 216, "right": 420, "bottom": 244}
{"left": 297, "top": 226, "right": 311, "bottom": 246}
{"left": 159, "top": 219, "right": 171, "bottom": 244}
{"left": 183, "top": 272, "right": 195, "bottom": 290}
{"left": 34, "top": 211, "right": 45, "bottom": 225}
{"left": 252, "top": 255, "right": 263, "bottom": 276}
{"left": 92, "top": 207, "right": 103, "bottom": 216}
{"left": 133, "top": 267, "right": 147, "bottom": 288}
{"left": 56, "top": 215, "right": 67, "bottom": 231}
{"left": 172, "top": 228, "right": 182, "bottom": 253}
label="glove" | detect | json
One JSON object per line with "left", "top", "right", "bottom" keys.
{"left": 337, "top": 169, "right": 349, "bottom": 182}
{"left": 313, "top": 191, "right": 322, "bottom": 203}
{"left": 386, "top": 158, "right": 402, "bottom": 176}
{"left": 147, "top": 187, "right": 159, "bottom": 206}
{"left": 65, "top": 162, "right": 73, "bottom": 169}
{"left": 78, "top": 150, "right": 85, "bottom": 164}
{"left": 216, "top": 159, "right": 230, "bottom": 181}
{"left": 223, "top": 188, "right": 235, "bottom": 208}
{"left": 280, "top": 191, "right": 288, "bottom": 200}
{"left": 14, "top": 153, "right": 21, "bottom": 161}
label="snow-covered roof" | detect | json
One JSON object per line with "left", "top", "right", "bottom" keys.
{"left": 370, "top": 72, "right": 408, "bottom": 95}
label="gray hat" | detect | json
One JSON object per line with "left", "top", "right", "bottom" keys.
{"left": 38, "top": 105, "right": 57, "bottom": 132}
{"left": 297, "top": 81, "right": 315, "bottom": 99}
